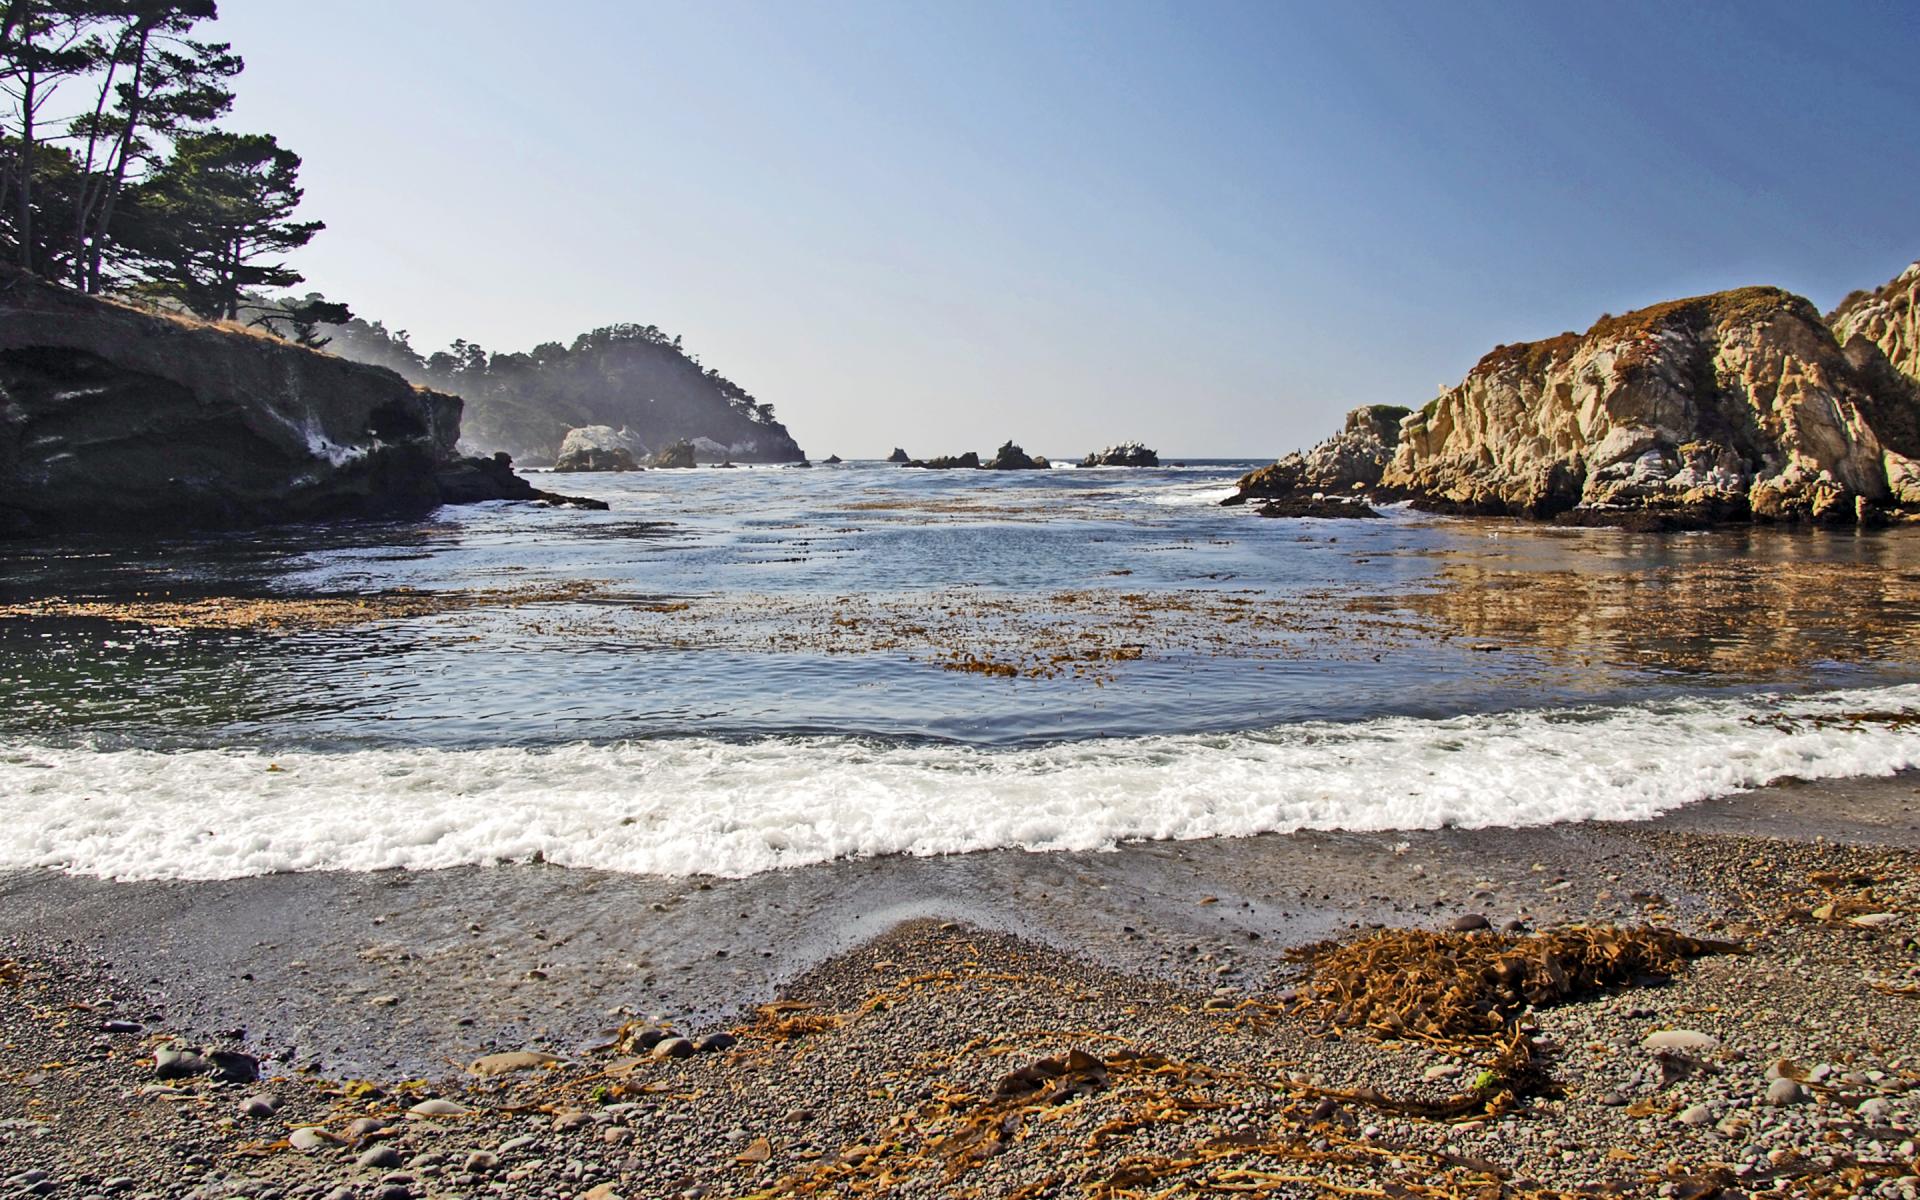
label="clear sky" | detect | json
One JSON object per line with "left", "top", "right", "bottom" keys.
{"left": 207, "top": 1, "right": 1918, "bottom": 459}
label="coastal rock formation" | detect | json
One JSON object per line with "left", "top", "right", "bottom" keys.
{"left": 887, "top": 447, "right": 911, "bottom": 463}
{"left": 1079, "top": 442, "right": 1159, "bottom": 467}
{"left": 1227, "top": 405, "right": 1408, "bottom": 504}
{"left": 1831, "top": 261, "right": 1920, "bottom": 386}
{"left": 1231, "top": 278, "right": 1920, "bottom": 526}
{"left": 651, "top": 439, "right": 697, "bottom": 468}
{"left": 823, "top": 454, "right": 843, "bottom": 464}
{"left": 903, "top": 452, "right": 980, "bottom": 469}
{"left": 320, "top": 315, "right": 806, "bottom": 465}
{"left": 553, "top": 425, "right": 641, "bottom": 472}
{"left": 1254, "top": 496, "right": 1382, "bottom": 519}
{"left": 986, "top": 441, "right": 1049, "bottom": 470}
{"left": 0, "top": 267, "right": 597, "bottom": 537}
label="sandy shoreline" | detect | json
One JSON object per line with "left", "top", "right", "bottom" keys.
{"left": 0, "top": 772, "right": 1916, "bottom": 1197}
{"left": 0, "top": 773, "right": 1916, "bottom": 1080}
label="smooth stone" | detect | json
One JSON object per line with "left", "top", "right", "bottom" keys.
{"left": 238, "top": 1094, "right": 280, "bottom": 1119}
{"left": 552, "top": 1110, "right": 592, "bottom": 1130}
{"left": 463, "top": 1151, "right": 499, "bottom": 1172}
{"left": 1643, "top": 1030, "right": 1721, "bottom": 1053}
{"left": 358, "top": 1146, "right": 404, "bottom": 1169}
{"left": 1678, "top": 1104, "right": 1714, "bottom": 1127}
{"left": 407, "top": 1098, "right": 472, "bottom": 1117}
{"left": 471, "top": 1050, "right": 560, "bottom": 1077}
{"left": 289, "top": 1127, "right": 344, "bottom": 1152}
{"left": 652, "top": 1037, "right": 696, "bottom": 1060}
{"left": 693, "top": 1033, "right": 737, "bottom": 1053}
{"left": 344, "top": 1117, "right": 389, "bottom": 1139}
{"left": 152, "top": 1048, "right": 210, "bottom": 1079}
{"left": 1859, "top": 1098, "right": 1894, "bottom": 1123}
{"left": 207, "top": 1050, "right": 260, "bottom": 1083}
{"left": 1449, "top": 914, "right": 1491, "bottom": 932}
{"left": 1765, "top": 1078, "right": 1805, "bottom": 1106}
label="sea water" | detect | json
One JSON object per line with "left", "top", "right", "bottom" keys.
{"left": 3, "top": 460, "right": 1919, "bottom": 880}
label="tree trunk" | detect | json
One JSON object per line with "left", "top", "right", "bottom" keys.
{"left": 85, "top": 25, "right": 150, "bottom": 293}
{"left": 17, "top": 60, "right": 35, "bottom": 271}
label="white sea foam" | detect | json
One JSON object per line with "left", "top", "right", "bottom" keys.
{"left": 2, "top": 685, "right": 1917, "bottom": 881}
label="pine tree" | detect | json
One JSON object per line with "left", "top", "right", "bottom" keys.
{"left": 114, "top": 129, "right": 321, "bottom": 318}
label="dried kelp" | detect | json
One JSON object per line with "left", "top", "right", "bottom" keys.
{"left": 1296, "top": 925, "right": 1743, "bottom": 1044}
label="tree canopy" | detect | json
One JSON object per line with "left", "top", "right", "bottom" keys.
{"left": 0, "top": 1, "right": 321, "bottom": 321}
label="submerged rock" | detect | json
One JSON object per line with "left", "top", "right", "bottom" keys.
{"left": 0, "top": 266, "right": 599, "bottom": 535}
{"left": 1079, "top": 441, "right": 1160, "bottom": 467}
{"left": 1254, "top": 496, "right": 1381, "bottom": 520}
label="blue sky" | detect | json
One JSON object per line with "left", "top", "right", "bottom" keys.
{"left": 208, "top": 1, "right": 1918, "bottom": 458}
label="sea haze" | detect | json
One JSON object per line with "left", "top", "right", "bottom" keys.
{"left": 3, "top": 461, "right": 1920, "bottom": 881}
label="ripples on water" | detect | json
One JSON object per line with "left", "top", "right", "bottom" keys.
{"left": 4, "top": 461, "right": 1920, "bottom": 877}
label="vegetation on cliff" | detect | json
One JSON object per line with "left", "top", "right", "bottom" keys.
{"left": 314, "top": 314, "right": 805, "bottom": 466}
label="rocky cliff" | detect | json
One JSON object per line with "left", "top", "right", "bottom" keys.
{"left": 0, "top": 268, "right": 595, "bottom": 536}
{"left": 1831, "top": 261, "right": 1920, "bottom": 387}
{"left": 1232, "top": 274, "right": 1920, "bottom": 526}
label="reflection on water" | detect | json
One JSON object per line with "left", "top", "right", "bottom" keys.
{"left": 3, "top": 462, "right": 1920, "bottom": 751}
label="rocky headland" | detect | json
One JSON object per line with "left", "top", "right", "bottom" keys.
{"left": 0, "top": 269, "right": 599, "bottom": 536}
{"left": 1231, "top": 261, "right": 1920, "bottom": 527}
{"left": 319, "top": 317, "right": 807, "bottom": 467}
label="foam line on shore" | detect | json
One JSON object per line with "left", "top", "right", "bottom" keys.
{"left": 3, "top": 685, "right": 1918, "bottom": 881}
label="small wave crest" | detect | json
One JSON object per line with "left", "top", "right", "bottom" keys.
{"left": 3, "top": 685, "right": 1917, "bottom": 880}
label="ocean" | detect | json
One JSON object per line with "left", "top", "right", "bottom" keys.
{"left": 4, "top": 459, "right": 1920, "bottom": 882}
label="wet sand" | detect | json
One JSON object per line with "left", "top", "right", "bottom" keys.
{"left": 1, "top": 772, "right": 1914, "bottom": 1081}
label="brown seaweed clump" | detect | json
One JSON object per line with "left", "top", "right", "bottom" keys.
{"left": 1299, "top": 925, "right": 1741, "bottom": 1044}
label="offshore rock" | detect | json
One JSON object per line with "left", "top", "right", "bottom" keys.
{"left": 903, "top": 451, "right": 980, "bottom": 469}
{"left": 886, "top": 447, "right": 911, "bottom": 463}
{"left": 985, "top": 440, "right": 1049, "bottom": 470}
{"left": 553, "top": 425, "right": 641, "bottom": 471}
{"left": 1225, "top": 405, "right": 1408, "bottom": 505}
{"left": 1079, "top": 441, "right": 1159, "bottom": 467}
{"left": 650, "top": 439, "right": 697, "bottom": 468}
{"left": 0, "top": 266, "right": 595, "bottom": 535}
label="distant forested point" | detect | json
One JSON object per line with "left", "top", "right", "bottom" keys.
{"left": 313, "top": 311, "right": 807, "bottom": 466}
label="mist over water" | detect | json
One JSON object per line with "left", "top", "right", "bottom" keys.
{"left": 5, "top": 461, "right": 1920, "bottom": 880}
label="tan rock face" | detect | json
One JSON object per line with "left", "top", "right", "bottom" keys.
{"left": 1832, "top": 261, "right": 1920, "bottom": 386}
{"left": 1230, "top": 403, "right": 1409, "bottom": 501}
{"left": 1381, "top": 287, "right": 1920, "bottom": 522}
